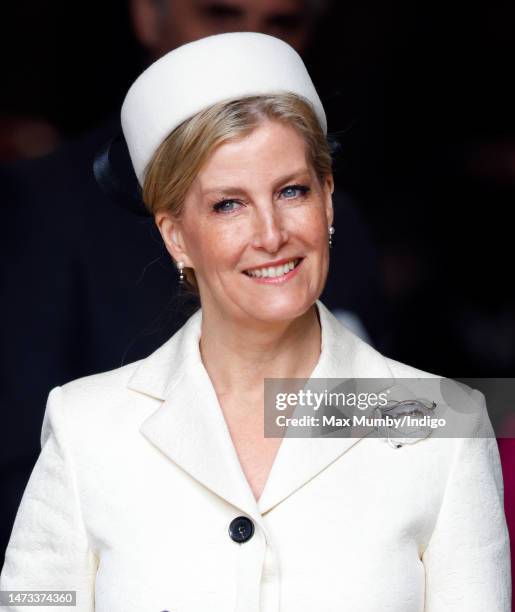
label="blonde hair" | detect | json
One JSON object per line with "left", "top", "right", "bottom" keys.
{"left": 143, "top": 92, "right": 333, "bottom": 292}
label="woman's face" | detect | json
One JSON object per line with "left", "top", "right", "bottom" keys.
{"left": 156, "top": 119, "right": 334, "bottom": 324}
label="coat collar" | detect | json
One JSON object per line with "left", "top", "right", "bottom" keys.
{"left": 128, "top": 300, "right": 395, "bottom": 522}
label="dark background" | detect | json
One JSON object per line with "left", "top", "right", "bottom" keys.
{"left": 1, "top": 0, "right": 514, "bottom": 594}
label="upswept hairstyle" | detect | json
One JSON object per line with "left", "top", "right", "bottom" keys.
{"left": 143, "top": 92, "right": 334, "bottom": 293}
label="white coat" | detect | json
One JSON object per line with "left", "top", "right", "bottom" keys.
{"left": 0, "top": 300, "right": 511, "bottom": 611}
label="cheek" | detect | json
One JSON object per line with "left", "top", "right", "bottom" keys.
{"left": 290, "top": 207, "right": 329, "bottom": 248}
{"left": 188, "top": 222, "right": 245, "bottom": 271}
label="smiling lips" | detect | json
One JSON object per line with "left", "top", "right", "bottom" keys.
{"left": 243, "top": 257, "right": 303, "bottom": 282}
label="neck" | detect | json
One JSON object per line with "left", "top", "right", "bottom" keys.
{"left": 199, "top": 303, "right": 322, "bottom": 398}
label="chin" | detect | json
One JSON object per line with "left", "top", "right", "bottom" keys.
{"left": 239, "top": 292, "right": 317, "bottom": 323}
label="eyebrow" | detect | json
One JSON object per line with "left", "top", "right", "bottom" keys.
{"left": 201, "top": 168, "right": 311, "bottom": 197}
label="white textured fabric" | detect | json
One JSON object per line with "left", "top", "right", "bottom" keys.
{"left": 0, "top": 300, "right": 511, "bottom": 611}
{"left": 120, "top": 32, "right": 327, "bottom": 185}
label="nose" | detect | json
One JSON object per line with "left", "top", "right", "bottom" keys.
{"left": 250, "top": 207, "right": 289, "bottom": 253}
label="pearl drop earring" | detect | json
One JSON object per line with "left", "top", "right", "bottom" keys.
{"left": 329, "top": 225, "right": 335, "bottom": 248}
{"left": 177, "top": 261, "right": 185, "bottom": 284}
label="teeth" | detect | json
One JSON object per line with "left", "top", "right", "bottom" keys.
{"left": 246, "top": 259, "right": 299, "bottom": 278}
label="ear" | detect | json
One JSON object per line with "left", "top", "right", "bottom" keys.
{"left": 154, "top": 211, "right": 194, "bottom": 268}
{"left": 323, "top": 173, "right": 335, "bottom": 228}
{"left": 129, "top": 0, "right": 163, "bottom": 51}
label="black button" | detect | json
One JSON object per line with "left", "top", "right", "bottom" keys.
{"left": 228, "top": 516, "right": 255, "bottom": 543}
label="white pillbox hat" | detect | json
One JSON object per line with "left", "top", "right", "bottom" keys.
{"left": 121, "top": 31, "right": 327, "bottom": 186}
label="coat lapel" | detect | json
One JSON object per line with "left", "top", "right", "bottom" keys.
{"left": 127, "top": 308, "right": 261, "bottom": 520}
{"left": 127, "top": 300, "right": 395, "bottom": 519}
{"left": 257, "top": 301, "right": 395, "bottom": 514}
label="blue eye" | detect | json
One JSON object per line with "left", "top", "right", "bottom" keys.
{"left": 212, "top": 200, "right": 242, "bottom": 214}
{"left": 212, "top": 184, "right": 310, "bottom": 214}
{"left": 281, "top": 184, "right": 310, "bottom": 199}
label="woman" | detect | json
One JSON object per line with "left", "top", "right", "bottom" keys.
{"left": 0, "top": 32, "right": 510, "bottom": 611}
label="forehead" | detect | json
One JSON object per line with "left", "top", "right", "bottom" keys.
{"left": 199, "top": 121, "right": 309, "bottom": 181}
